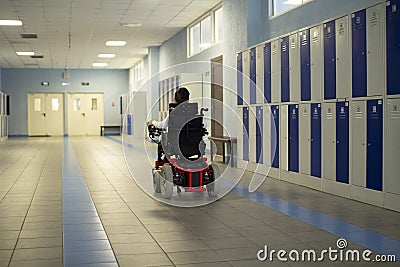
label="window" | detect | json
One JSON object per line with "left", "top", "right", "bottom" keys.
{"left": 132, "top": 60, "right": 144, "bottom": 83}
{"left": 34, "top": 98, "right": 41, "bottom": 112}
{"left": 73, "top": 98, "right": 80, "bottom": 111}
{"left": 270, "top": 0, "right": 311, "bottom": 17}
{"left": 52, "top": 98, "right": 59, "bottom": 111}
{"left": 188, "top": 5, "right": 223, "bottom": 57}
{"left": 91, "top": 98, "right": 98, "bottom": 110}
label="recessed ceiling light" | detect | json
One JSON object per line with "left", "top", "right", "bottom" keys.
{"left": 0, "top": 20, "right": 22, "bottom": 26}
{"left": 16, "top": 51, "right": 34, "bottom": 56}
{"left": 105, "top": 41, "right": 127, "bottom": 47}
{"left": 92, "top": 63, "right": 108, "bottom": 67}
{"left": 98, "top": 53, "right": 115, "bottom": 58}
{"left": 121, "top": 23, "right": 142, "bottom": 28}
{"left": 283, "top": 0, "right": 302, "bottom": 5}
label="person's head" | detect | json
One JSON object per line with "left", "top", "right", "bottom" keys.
{"left": 174, "top": 87, "right": 190, "bottom": 104}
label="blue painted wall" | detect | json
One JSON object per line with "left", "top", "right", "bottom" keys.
{"left": 1, "top": 69, "right": 129, "bottom": 135}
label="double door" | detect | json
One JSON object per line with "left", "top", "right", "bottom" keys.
{"left": 68, "top": 93, "right": 104, "bottom": 135}
{"left": 28, "top": 93, "right": 64, "bottom": 136}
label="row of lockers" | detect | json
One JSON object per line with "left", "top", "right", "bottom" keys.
{"left": 0, "top": 92, "right": 10, "bottom": 140}
{"left": 236, "top": 98, "right": 399, "bottom": 196}
{"left": 237, "top": 1, "right": 400, "bottom": 105}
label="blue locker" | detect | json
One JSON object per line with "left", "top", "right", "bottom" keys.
{"left": 323, "top": 21, "right": 336, "bottom": 100}
{"left": 271, "top": 105, "right": 279, "bottom": 168}
{"left": 243, "top": 107, "right": 249, "bottom": 161}
{"left": 127, "top": 114, "right": 132, "bottom": 135}
{"left": 367, "top": 99, "right": 383, "bottom": 191}
{"left": 352, "top": 9, "right": 367, "bottom": 97}
{"left": 300, "top": 29, "right": 311, "bottom": 101}
{"left": 387, "top": 0, "right": 400, "bottom": 95}
{"left": 237, "top": 53, "right": 244, "bottom": 105}
{"left": 264, "top": 43, "right": 272, "bottom": 103}
{"left": 250, "top": 48, "right": 257, "bottom": 104}
{"left": 289, "top": 104, "right": 299, "bottom": 172}
{"left": 310, "top": 103, "right": 321, "bottom": 178}
{"left": 256, "top": 106, "right": 263, "bottom": 163}
{"left": 336, "top": 102, "right": 349, "bottom": 184}
{"left": 281, "top": 37, "right": 290, "bottom": 102}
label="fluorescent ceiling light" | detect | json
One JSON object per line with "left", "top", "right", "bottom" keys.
{"left": 16, "top": 51, "right": 34, "bottom": 56}
{"left": 61, "top": 82, "right": 70, "bottom": 86}
{"left": 98, "top": 53, "right": 115, "bottom": 58}
{"left": 0, "top": 20, "right": 22, "bottom": 26}
{"left": 284, "top": 0, "right": 302, "bottom": 5}
{"left": 121, "top": 23, "right": 142, "bottom": 28}
{"left": 92, "top": 63, "right": 108, "bottom": 67}
{"left": 105, "top": 41, "right": 127, "bottom": 47}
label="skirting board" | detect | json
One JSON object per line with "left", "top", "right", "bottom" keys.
{"left": 350, "top": 185, "right": 384, "bottom": 207}
{"left": 322, "top": 179, "right": 351, "bottom": 198}
{"left": 384, "top": 192, "right": 400, "bottom": 212}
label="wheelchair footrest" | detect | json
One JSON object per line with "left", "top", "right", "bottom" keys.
{"left": 185, "top": 187, "right": 206, "bottom": 192}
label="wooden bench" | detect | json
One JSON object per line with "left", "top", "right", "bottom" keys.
{"left": 100, "top": 125, "right": 121, "bottom": 136}
{"left": 208, "top": 136, "right": 237, "bottom": 167}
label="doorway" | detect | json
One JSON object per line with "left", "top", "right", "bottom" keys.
{"left": 28, "top": 93, "right": 64, "bottom": 136}
{"left": 211, "top": 55, "right": 224, "bottom": 155}
{"left": 68, "top": 93, "right": 104, "bottom": 135}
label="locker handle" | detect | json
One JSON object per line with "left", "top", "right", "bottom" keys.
{"left": 41, "top": 113, "right": 46, "bottom": 117}
{"left": 311, "top": 138, "right": 314, "bottom": 142}
{"left": 81, "top": 113, "right": 86, "bottom": 117}
{"left": 336, "top": 141, "right": 339, "bottom": 144}
{"left": 367, "top": 143, "right": 371, "bottom": 147}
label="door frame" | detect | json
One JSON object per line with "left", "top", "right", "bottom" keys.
{"left": 211, "top": 55, "right": 224, "bottom": 155}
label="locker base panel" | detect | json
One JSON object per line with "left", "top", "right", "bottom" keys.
{"left": 246, "top": 161, "right": 258, "bottom": 172}
{"left": 268, "top": 167, "right": 280, "bottom": 179}
{"left": 296, "top": 173, "right": 322, "bottom": 191}
{"left": 322, "top": 179, "right": 350, "bottom": 199}
{"left": 350, "top": 185, "right": 384, "bottom": 207}
{"left": 0, "top": 136, "right": 8, "bottom": 142}
{"left": 237, "top": 159, "right": 248, "bottom": 170}
{"left": 254, "top": 163, "right": 271, "bottom": 176}
{"left": 384, "top": 193, "right": 400, "bottom": 212}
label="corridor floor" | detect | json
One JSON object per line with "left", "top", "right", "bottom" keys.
{"left": 0, "top": 137, "right": 399, "bottom": 266}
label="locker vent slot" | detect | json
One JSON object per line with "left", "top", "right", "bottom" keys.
{"left": 369, "top": 12, "right": 379, "bottom": 26}
{"left": 353, "top": 17, "right": 363, "bottom": 30}
{"left": 290, "top": 40, "right": 296, "bottom": 49}
{"left": 390, "top": 105, "right": 399, "bottom": 119}
{"left": 282, "top": 43, "right": 288, "bottom": 52}
{"left": 338, "top": 23, "right": 346, "bottom": 35}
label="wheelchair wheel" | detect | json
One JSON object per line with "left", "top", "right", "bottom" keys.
{"left": 160, "top": 165, "right": 174, "bottom": 199}
{"left": 207, "top": 164, "right": 221, "bottom": 197}
{"left": 153, "top": 170, "right": 161, "bottom": 193}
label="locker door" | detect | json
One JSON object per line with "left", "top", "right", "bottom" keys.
{"left": 311, "top": 103, "right": 321, "bottom": 178}
{"left": 237, "top": 53, "right": 243, "bottom": 105}
{"left": 323, "top": 103, "right": 336, "bottom": 180}
{"left": 281, "top": 37, "right": 290, "bottom": 103}
{"left": 243, "top": 107, "right": 249, "bottom": 161}
{"left": 237, "top": 108, "right": 243, "bottom": 161}
{"left": 271, "top": 105, "right": 280, "bottom": 168}
{"left": 336, "top": 102, "right": 349, "bottom": 184}
{"left": 299, "top": 104, "right": 311, "bottom": 175}
{"left": 243, "top": 51, "right": 250, "bottom": 104}
{"left": 367, "top": 4, "right": 384, "bottom": 96}
{"left": 351, "top": 101, "right": 366, "bottom": 187}
{"left": 300, "top": 29, "right": 311, "bottom": 101}
{"left": 311, "top": 26, "right": 322, "bottom": 101}
{"left": 264, "top": 43, "right": 272, "bottom": 103}
{"left": 336, "top": 16, "right": 351, "bottom": 99}
{"left": 366, "top": 99, "right": 383, "bottom": 191}
{"left": 175, "top": 75, "right": 180, "bottom": 89}
{"left": 271, "top": 40, "right": 281, "bottom": 103}
{"left": 256, "top": 45, "right": 264, "bottom": 104}
{"left": 387, "top": 0, "right": 400, "bottom": 95}
{"left": 256, "top": 106, "right": 263, "bottom": 163}
{"left": 352, "top": 10, "right": 367, "bottom": 98}
{"left": 250, "top": 47, "right": 257, "bottom": 104}
{"left": 263, "top": 106, "right": 272, "bottom": 166}
{"left": 166, "top": 79, "right": 170, "bottom": 106}
{"left": 289, "top": 104, "right": 299, "bottom": 172}
{"left": 280, "top": 105, "right": 288, "bottom": 171}
{"left": 289, "top": 33, "right": 300, "bottom": 102}
{"left": 323, "top": 21, "right": 336, "bottom": 100}
{"left": 386, "top": 98, "right": 400, "bottom": 195}
{"left": 249, "top": 107, "right": 256, "bottom": 162}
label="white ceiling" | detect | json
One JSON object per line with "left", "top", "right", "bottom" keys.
{"left": 0, "top": 0, "right": 221, "bottom": 69}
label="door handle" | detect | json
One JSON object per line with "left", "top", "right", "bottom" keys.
{"left": 82, "top": 113, "right": 86, "bottom": 117}
{"left": 42, "top": 113, "right": 46, "bottom": 117}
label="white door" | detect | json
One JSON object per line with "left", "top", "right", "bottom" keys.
{"left": 68, "top": 93, "right": 104, "bottom": 136}
{"left": 28, "top": 93, "right": 64, "bottom": 136}
{"left": 351, "top": 101, "right": 366, "bottom": 187}
{"left": 28, "top": 93, "right": 47, "bottom": 136}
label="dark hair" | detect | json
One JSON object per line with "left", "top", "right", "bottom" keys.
{"left": 174, "top": 87, "right": 190, "bottom": 104}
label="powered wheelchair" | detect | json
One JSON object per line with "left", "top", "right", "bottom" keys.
{"left": 148, "top": 102, "right": 221, "bottom": 199}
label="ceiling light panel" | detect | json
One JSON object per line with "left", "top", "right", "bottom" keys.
{"left": 0, "top": 20, "right": 23, "bottom": 26}
{"left": 93, "top": 62, "right": 108, "bottom": 67}
{"left": 105, "top": 41, "right": 127, "bottom": 46}
{"left": 16, "top": 51, "right": 35, "bottom": 56}
{"left": 98, "top": 53, "right": 116, "bottom": 58}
